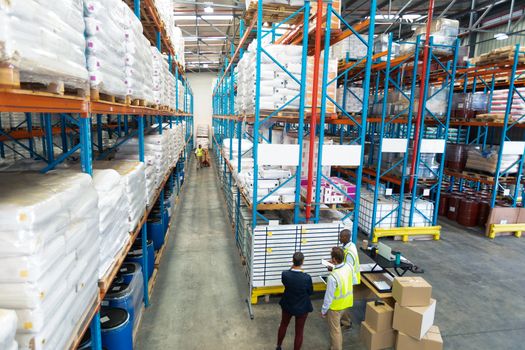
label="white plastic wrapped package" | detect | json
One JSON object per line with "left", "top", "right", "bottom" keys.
{"left": 0, "top": 0, "right": 88, "bottom": 89}
{"left": 0, "top": 309, "right": 17, "bottom": 349}
{"left": 83, "top": 0, "right": 128, "bottom": 97}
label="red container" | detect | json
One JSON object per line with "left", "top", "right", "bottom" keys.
{"left": 447, "top": 195, "right": 462, "bottom": 221}
{"left": 457, "top": 198, "right": 480, "bottom": 227}
{"left": 438, "top": 193, "right": 450, "bottom": 216}
{"left": 477, "top": 200, "right": 491, "bottom": 227}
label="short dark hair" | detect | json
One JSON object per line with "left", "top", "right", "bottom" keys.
{"left": 331, "top": 247, "right": 345, "bottom": 264}
{"left": 293, "top": 252, "right": 304, "bottom": 266}
{"left": 339, "top": 229, "right": 351, "bottom": 242}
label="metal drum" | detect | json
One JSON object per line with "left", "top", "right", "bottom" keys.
{"left": 447, "top": 195, "right": 462, "bottom": 221}
{"left": 438, "top": 193, "right": 450, "bottom": 216}
{"left": 126, "top": 239, "right": 154, "bottom": 281}
{"left": 445, "top": 144, "right": 468, "bottom": 172}
{"left": 103, "top": 282, "right": 135, "bottom": 326}
{"left": 457, "top": 198, "right": 480, "bottom": 227}
{"left": 100, "top": 307, "right": 133, "bottom": 350}
{"left": 477, "top": 200, "right": 491, "bottom": 227}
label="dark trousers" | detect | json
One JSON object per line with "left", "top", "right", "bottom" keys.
{"left": 277, "top": 310, "right": 308, "bottom": 350}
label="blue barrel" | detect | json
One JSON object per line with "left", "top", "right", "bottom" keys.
{"left": 78, "top": 329, "right": 107, "bottom": 350}
{"left": 103, "top": 282, "right": 135, "bottom": 326}
{"left": 118, "top": 262, "right": 141, "bottom": 285}
{"left": 147, "top": 218, "right": 165, "bottom": 251}
{"left": 163, "top": 209, "right": 169, "bottom": 233}
{"left": 100, "top": 307, "right": 133, "bottom": 350}
{"left": 127, "top": 239, "right": 154, "bottom": 280}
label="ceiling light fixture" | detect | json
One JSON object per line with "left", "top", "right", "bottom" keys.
{"left": 495, "top": 32, "right": 508, "bottom": 40}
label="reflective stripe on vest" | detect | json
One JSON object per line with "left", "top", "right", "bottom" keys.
{"left": 329, "top": 264, "right": 353, "bottom": 311}
{"left": 344, "top": 245, "right": 361, "bottom": 285}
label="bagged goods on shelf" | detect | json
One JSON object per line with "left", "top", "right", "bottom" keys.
{"left": 374, "top": 34, "right": 400, "bottom": 61}
{"left": 84, "top": 0, "right": 129, "bottom": 98}
{"left": 197, "top": 124, "right": 209, "bottom": 137}
{"left": 465, "top": 146, "right": 521, "bottom": 174}
{"left": 0, "top": 0, "right": 89, "bottom": 90}
{"left": 490, "top": 88, "right": 525, "bottom": 118}
{"left": 0, "top": 309, "right": 17, "bottom": 350}
{"left": 401, "top": 18, "right": 459, "bottom": 56}
{"left": 0, "top": 172, "right": 100, "bottom": 350}
{"left": 92, "top": 169, "right": 130, "bottom": 278}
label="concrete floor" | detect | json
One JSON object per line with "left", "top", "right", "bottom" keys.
{"left": 137, "top": 161, "right": 525, "bottom": 350}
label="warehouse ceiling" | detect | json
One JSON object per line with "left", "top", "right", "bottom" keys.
{"left": 175, "top": 0, "right": 521, "bottom": 72}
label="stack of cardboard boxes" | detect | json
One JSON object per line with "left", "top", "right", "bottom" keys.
{"left": 360, "top": 276, "right": 444, "bottom": 350}
{"left": 360, "top": 301, "right": 396, "bottom": 349}
{"left": 393, "top": 277, "right": 443, "bottom": 350}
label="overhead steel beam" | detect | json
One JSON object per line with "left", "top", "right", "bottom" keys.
{"left": 469, "top": 0, "right": 497, "bottom": 28}
{"left": 437, "top": 0, "right": 459, "bottom": 19}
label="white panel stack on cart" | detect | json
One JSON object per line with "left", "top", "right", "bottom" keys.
{"left": 251, "top": 223, "right": 345, "bottom": 287}
{"left": 83, "top": 0, "right": 129, "bottom": 99}
{"left": 0, "top": 172, "right": 100, "bottom": 350}
{"left": 0, "top": 309, "right": 18, "bottom": 350}
{"left": 92, "top": 169, "right": 131, "bottom": 278}
{"left": 0, "top": 0, "right": 89, "bottom": 92}
{"left": 93, "top": 160, "right": 147, "bottom": 232}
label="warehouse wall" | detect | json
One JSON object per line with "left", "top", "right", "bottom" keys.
{"left": 187, "top": 73, "right": 215, "bottom": 143}
{"left": 475, "top": 20, "right": 525, "bottom": 55}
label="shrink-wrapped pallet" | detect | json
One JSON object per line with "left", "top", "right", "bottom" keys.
{"left": 84, "top": 0, "right": 128, "bottom": 98}
{"left": 0, "top": 172, "right": 100, "bottom": 350}
{"left": 0, "top": 0, "right": 88, "bottom": 90}
{"left": 0, "top": 309, "right": 18, "bottom": 350}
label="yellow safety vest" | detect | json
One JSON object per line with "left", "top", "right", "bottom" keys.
{"left": 329, "top": 264, "right": 353, "bottom": 311}
{"left": 344, "top": 244, "right": 361, "bottom": 285}
{"left": 196, "top": 148, "right": 203, "bottom": 157}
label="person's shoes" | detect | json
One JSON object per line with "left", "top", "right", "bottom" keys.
{"left": 275, "top": 346, "right": 282, "bottom": 350}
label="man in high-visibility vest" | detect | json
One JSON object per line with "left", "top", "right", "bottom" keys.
{"left": 339, "top": 229, "right": 360, "bottom": 330}
{"left": 321, "top": 247, "right": 353, "bottom": 350}
{"left": 195, "top": 145, "right": 204, "bottom": 170}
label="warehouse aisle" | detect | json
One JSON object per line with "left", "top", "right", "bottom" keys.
{"left": 136, "top": 159, "right": 364, "bottom": 350}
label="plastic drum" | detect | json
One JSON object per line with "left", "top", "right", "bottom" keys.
{"left": 118, "top": 262, "right": 141, "bottom": 285}
{"left": 147, "top": 218, "right": 165, "bottom": 251}
{"left": 103, "top": 282, "right": 135, "bottom": 326}
{"left": 100, "top": 307, "right": 133, "bottom": 350}
{"left": 78, "top": 330, "right": 108, "bottom": 350}
{"left": 127, "top": 240, "right": 154, "bottom": 280}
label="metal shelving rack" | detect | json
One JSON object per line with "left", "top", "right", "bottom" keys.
{"left": 444, "top": 43, "right": 525, "bottom": 208}
{"left": 211, "top": 0, "right": 376, "bottom": 317}
{"left": 350, "top": 32, "right": 460, "bottom": 241}
{"left": 0, "top": 1, "right": 194, "bottom": 348}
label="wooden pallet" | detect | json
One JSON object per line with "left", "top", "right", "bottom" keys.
{"left": 472, "top": 46, "right": 525, "bottom": 67}
{"left": 245, "top": 2, "right": 302, "bottom": 24}
{"left": 0, "top": 64, "right": 88, "bottom": 97}
{"left": 91, "top": 89, "right": 130, "bottom": 104}
{"left": 131, "top": 98, "right": 147, "bottom": 107}
{"left": 461, "top": 170, "right": 496, "bottom": 182}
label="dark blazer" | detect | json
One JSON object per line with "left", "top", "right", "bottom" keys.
{"left": 279, "top": 269, "right": 314, "bottom": 316}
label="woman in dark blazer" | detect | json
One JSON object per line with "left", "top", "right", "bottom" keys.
{"left": 276, "top": 252, "right": 314, "bottom": 350}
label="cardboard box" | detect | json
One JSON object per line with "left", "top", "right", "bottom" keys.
{"left": 364, "top": 301, "right": 394, "bottom": 331}
{"left": 393, "top": 299, "right": 436, "bottom": 340}
{"left": 396, "top": 326, "right": 443, "bottom": 350}
{"left": 517, "top": 208, "right": 525, "bottom": 224}
{"left": 485, "top": 207, "right": 520, "bottom": 236}
{"left": 392, "top": 277, "right": 432, "bottom": 307}
{"left": 360, "top": 321, "right": 395, "bottom": 350}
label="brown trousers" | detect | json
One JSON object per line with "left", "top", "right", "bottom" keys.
{"left": 326, "top": 308, "right": 349, "bottom": 350}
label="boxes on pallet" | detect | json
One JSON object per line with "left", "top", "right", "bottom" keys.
{"left": 337, "top": 86, "right": 364, "bottom": 113}
{"left": 0, "top": 172, "right": 100, "bottom": 350}
{"left": 333, "top": 34, "right": 368, "bottom": 60}
{"left": 0, "top": 309, "right": 17, "bottom": 350}
{"left": 306, "top": 56, "right": 338, "bottom": 114}
{"left": 0, "top": 0, "right": 89, "bottom": 91}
